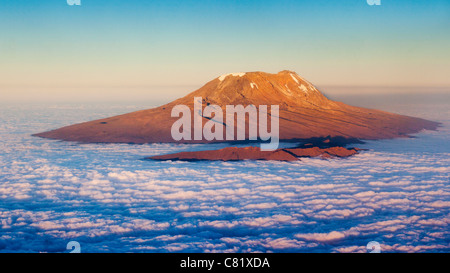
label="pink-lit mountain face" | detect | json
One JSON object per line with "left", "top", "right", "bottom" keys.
{"left": 34, "top": 71, "right": 439, "bottom": 143}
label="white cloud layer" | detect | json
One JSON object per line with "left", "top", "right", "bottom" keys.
{"left": 0, "top": 103, "right": 449, "bottom": 253}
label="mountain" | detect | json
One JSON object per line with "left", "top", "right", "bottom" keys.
{"left": 148, "top": 146, "right": 361, "bottom": 162}
{"left": 34, "top": 70, "right": 439, "bottom": 143}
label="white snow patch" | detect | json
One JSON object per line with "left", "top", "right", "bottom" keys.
{"left": 290, "top": 73, "right": 299, "bottom": 84}
{"left": 219, "top": 73, "right": 246, "bottom": 81}
{"left": 250, "top": 83, "right": 258, "bottom": 89}
{"left": 284, "top": 84, "right": 292, "bottom": 94}
{"left": 299, "top": 84, "right": 309, "bottom": 93}
{"left": 280, "top": 84, "right": 293, "bottom": 96}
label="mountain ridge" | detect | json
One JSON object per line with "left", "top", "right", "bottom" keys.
{"left": 33, "top": 70, "right": 440, "bottom": 143}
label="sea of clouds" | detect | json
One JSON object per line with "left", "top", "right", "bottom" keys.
{"left": 0, "top": 100, "right": 448, "bottom": 253}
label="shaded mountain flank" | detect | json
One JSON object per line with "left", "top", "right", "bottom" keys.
{"left": 147, "top": 146, "right": 362, "bottom": 162}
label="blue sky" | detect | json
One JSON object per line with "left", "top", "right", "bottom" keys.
{"left": 0, "top": 0, "right": 449, "bottom": 99}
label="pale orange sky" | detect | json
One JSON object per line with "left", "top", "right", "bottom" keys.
{"left": 1, "top": 0, "right": 449, "bottom": 102}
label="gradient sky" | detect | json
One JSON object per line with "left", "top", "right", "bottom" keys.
{"left": 1, "top": 0, "right": 449, "bottom": 101}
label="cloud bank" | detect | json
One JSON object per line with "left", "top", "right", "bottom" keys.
{"left": 0, "top": 104, "right": 449, "bottom": 252}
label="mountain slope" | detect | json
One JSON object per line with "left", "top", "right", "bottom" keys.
{"left": 34, "top": 70, "right": 439, "bottom": 143}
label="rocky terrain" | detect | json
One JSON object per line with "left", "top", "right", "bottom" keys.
{"left": 148, "top": 146, "right": 361, "bottom": 162}
{"left": 34, "top": 70, "right": 439, "bottom": 144}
